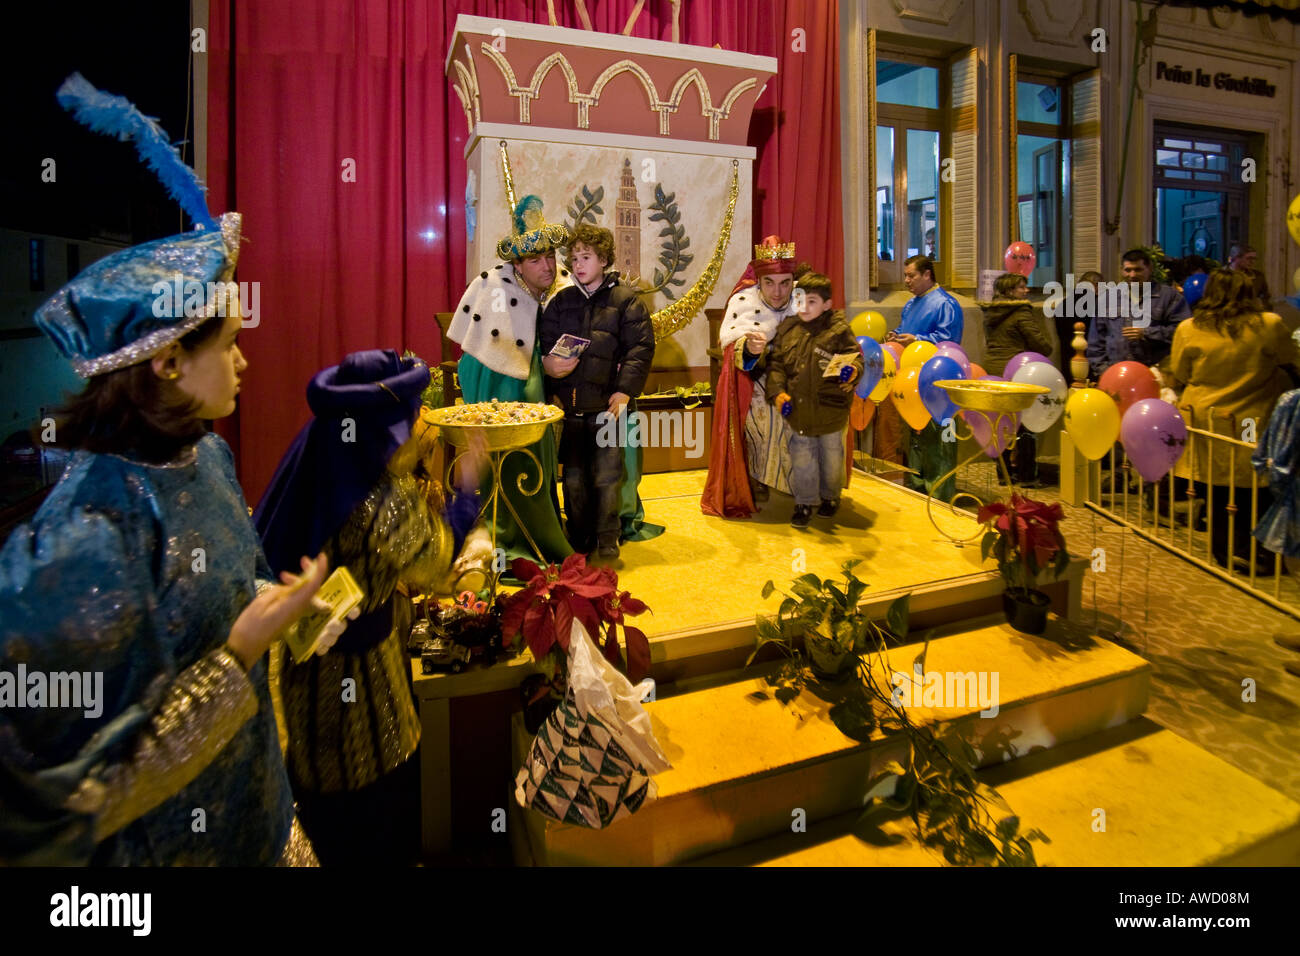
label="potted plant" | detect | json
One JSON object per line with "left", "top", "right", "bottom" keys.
{"left": 756, "top": 559, "right": 885, "bottom": 680}
{"left": 977, "top": 494, "right": 1069, "bottom": 635}
{"left": 500, "top": 554, "right": 651, "bottom": 732}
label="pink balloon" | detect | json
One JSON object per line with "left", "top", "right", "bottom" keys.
{"left": 961, "top": 375, "right": 1019, "bottom": 457}
{"left": 883, "top": 341, "right": 905, "bottom": 366}
{"left": 933, "top": 342, "right": 970, "bottom": 376}
{"left": 1004, "top": 241, "right": 1036, "bottom": 277}
{"left": 1003, "top": 351, "right": 1049, "bottom": 382}
{"left": 1120, "top": 399, "right": 1188, "bottom": 483}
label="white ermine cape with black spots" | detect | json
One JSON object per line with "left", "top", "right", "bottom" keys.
{"left": 448, "top": 263, "right": 573, "bottom": 380}
{"left": 718, "top": 287, "right": 797, "bottom": 351}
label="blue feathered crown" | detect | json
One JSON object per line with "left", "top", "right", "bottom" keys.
{"left": 57, "top": 72, "right": 217, "bottom": 232}
{"left": 494, "top": 141, "right": 569, "bottom": 261}
{"left": 33, "top": 74, "right": 242, "bottom": 378}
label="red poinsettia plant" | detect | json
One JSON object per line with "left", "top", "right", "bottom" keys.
{"left": 500, "top": 553, "right": 652, "bottom": 683}
{"left": 977, "top": 494, "right": 1069, "bottom": 595}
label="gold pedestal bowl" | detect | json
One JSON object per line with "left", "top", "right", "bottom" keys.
{"left": 421, "top": 403, "right": 564, "bottom": 452}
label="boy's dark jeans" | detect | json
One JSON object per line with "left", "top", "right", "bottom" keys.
{"left": 560, "top": 411, "right": 624, "bottom": 552}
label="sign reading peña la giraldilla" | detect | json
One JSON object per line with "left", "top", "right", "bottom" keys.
{"left": 1154, "top": 60, "right": 1277, "bottom": 98}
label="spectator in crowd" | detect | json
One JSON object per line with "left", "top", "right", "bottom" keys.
{"left": 1228, "top": 243, "right": 1258, "bottom": 272}
{"left": 1086, "top": 248, "right": 1190, "bottom": 380}
{"left": 1170, "top": 269, "right": 1300, "bottom": 574}
{"left": 984, "top": 272, "right": 1052, "bottom": 485}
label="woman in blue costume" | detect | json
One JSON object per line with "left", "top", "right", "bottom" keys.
{"left": 0, "top": 75, "right": 344, "bottom": 865}
{"left": 448, "top": 193, "right": 576, "bottom": 565}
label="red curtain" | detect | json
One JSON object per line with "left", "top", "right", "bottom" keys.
{"left": 208, "top": 0, "right": 841, "bottom": 500}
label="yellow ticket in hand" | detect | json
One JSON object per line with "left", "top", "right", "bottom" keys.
{"left": 286, "top": 565, "right": 365, "bottom": 664}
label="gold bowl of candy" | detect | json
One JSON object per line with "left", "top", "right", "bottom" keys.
{"left": 933, "top": 380, "right": 1049, "bottom": 413}
{"left": 422, "top": 400, "right": 564, "bottom": 451}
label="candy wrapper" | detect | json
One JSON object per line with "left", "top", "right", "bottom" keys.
{"left": 514, "top": 620, "right": 670, "bottom": 828}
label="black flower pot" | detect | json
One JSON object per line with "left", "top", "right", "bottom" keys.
{"left": 1002, "top": 588, "right": 1050, "bottom": 635}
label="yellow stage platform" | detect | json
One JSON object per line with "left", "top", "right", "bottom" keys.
{"left": 413, "top": 468, "right": 1084, "bottom": 858}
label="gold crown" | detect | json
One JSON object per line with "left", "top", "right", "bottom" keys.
{"left": 754, "top": 241, "right": 796, "bottom": 260}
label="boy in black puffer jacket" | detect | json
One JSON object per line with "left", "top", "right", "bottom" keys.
{"left": 541, "top": 224, "right": 655, "bottom": 559}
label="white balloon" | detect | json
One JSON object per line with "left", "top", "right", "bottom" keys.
{"left": 1012, "top": 361, "right": 1068, "bottom": 433}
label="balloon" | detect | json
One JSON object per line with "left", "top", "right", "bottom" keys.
{"left": 883, "top": 340, "right": 905, "bottom": 365}
{"left": 855, "top": 335, "right": 884, "bottom": 399}
{"left": 1097, "top": 360, "right": 1159, "bottom": 415}
{"left": 892, "top": 366, "right": 932, "bottom": 430}
{"left": 1182, "top": 272, "right": 1208, "bottom": 307}
{"left": 850, "top": 394, "right": 876, "bottom": 431}
{"left": 1288, "top": 193, "right": 1300, "bottom": 247}
{"left": 1004, "top": 241, "right": 1036, "bottom": 277}
{"left": 932, "top": 342, "right": 970, "bottom": 376}
{"left": 869, "top": 348, "right": 896, "bottom": 403}
{"left": 851, "top": 310, "right": 887, "bottom": 342}
{"left": 1120, "top": 398, "right": 1188, "bottom": 483}
{"left": 961, "top": 374, "right": 1018, "bottom": 457}
{"left": 901, "top": 340, "right": 938, "bottom": 369}
{"left": 1064, "top": 388, "right": 1121, "bottom": 461}
{"left": 1003, "top": 351, "right": 1050, "bottom": 382}
{"left": 918, "top": 355, "right": 967, "bottom": 425}
{"left": 1011, "top": 361, "right": 1068, "bottom": 433}
{"left": 968, "top": 362, "right": 987, "bottom": 380}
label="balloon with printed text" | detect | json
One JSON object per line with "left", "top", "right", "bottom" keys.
{"left": 1120, "top": 398, "right": 1188, "bottom": 483}
{"left": 1004, "top": 241, "right": 1036, "bottom": 277}
{"left": 1063, "top": 388, "right": 1121, "bottom": 461}
{"left": 855, "top": 335, "right": 884, "bottom": 399}
{"left": 1012, "top": 361, "right": 1068, "bottom": 433}
{"left": 1097, "top": 361, "right": 1159, "bottom": 415}
{"left": 892, "top": 365, "right": 932, "bottom": 430}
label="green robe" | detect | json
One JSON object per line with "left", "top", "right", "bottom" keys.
{"left": 457, "top": 350, "right": 573, "bottom": 564}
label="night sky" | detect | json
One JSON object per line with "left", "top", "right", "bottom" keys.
{"left": 3, "top": 1, "right": 192, "bottom": 243}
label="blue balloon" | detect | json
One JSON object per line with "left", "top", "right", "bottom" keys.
{"left": 855, "top": 335, "right": 884, "bottom": 399}
{"left": 1183, "top": 271, "right": 1208, "bottom": 307}
{"left": 918, "top": 355, "right": 966, "bottom": 425}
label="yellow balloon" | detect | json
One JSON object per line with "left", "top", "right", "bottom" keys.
{"left": 1288, "top": 193, "right": 1300, "bottom": 247}
{"left": 1064, "top": 388, "right": 1121, "bottom": 461}
{"left": 851, "top": 310, "right": 887, "bottom": 342}
{"left": 869, "top": 348, "right": 896, "bottom": 403}
{"left": 893, "top": 366, "right": 931, "bottom": 430}
{"left": 901, "top": 340, "right": 938, "bottom": 369}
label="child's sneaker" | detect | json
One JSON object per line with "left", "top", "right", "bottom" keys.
{"left": 791, "top": 505, "right": 813, "bottom": 528}
{"left": 817, "top": 499, "right": 840, "bottom": 517}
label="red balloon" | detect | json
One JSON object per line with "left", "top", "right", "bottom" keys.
{"left": 883, "top": 340, "right": 905, "bottom": 366}
{"left": 1004, "top": 241, "right": 1036, "bottom": 277}
{"left": 1098, "top": 361, "right": 1159, "bottom": 414}
{"left": 968, "top": 362, "right": 987, "bottom": 380}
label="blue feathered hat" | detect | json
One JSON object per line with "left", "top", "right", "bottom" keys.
{"left": 34, "top": 73, "right": 241, "bottom": 378}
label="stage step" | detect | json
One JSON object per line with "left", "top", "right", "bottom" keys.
{"left": 692, "top": 719, "right": 1300, "bottom": 867}
{"left": 513, "top": 619, "right": 1150, "bottom": 866}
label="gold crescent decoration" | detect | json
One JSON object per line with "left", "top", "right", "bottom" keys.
{"left": 650, "top": 159, "right": 739, "bottom": 342}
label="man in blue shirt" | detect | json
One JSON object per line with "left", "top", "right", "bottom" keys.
{"left": 887, "top": 255, "right": 964, "bottom": 500}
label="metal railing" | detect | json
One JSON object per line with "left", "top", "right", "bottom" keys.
{"left": 1083, "top": 405, "right": 1298, "bottom": 618}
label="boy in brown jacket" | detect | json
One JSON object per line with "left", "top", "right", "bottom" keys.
{"left": 768, "top": 272, "right": 863, "bottom": 528}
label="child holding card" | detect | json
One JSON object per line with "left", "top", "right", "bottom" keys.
{"left": 766, "top": 271, "right": 863, "bottom": 528}
{"left": 540, "top": 224, "right": 655, "bottom": 559}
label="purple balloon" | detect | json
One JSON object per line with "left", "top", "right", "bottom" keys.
{"left": 1120, "top": 398, "right": 1188, "bottom": 483}
{"left": 962, "top": 375, "right": 1018, "bottom": 457}
{"left": 1003, "top": 351, "right": 1050, "bottom": 382}
{"left": 933, "top": 342, "right": 970, "bottom": 376}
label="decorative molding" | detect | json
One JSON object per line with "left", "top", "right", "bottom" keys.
{"left": 1017, "top": 0, "right": 1092, "bottom": 48}
{"left": 477, "top": 45, "right": 760, "bottom": 140}
{"left": 465, "top": 122, "right": 757, "bottom": 161}
{"left": 891, "top": 0, "right": 964, "bottom": 27}
{"left": 446, "top": 14, "right": 777, "bottom": 73}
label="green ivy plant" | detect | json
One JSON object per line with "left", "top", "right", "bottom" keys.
{"left": 750, "top": 559, "right": 1050, "bottom": 866}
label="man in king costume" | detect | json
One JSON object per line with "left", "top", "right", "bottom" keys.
{"left": 448, "top": 188, "right": 575, "bottom": 565}
{"left": 702, "top": 236, "right": 800, "bottom": 517}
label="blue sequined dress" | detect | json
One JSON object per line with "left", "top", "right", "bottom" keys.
{"left": 0, "top": 433, "right": 295, "bottom": 865}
